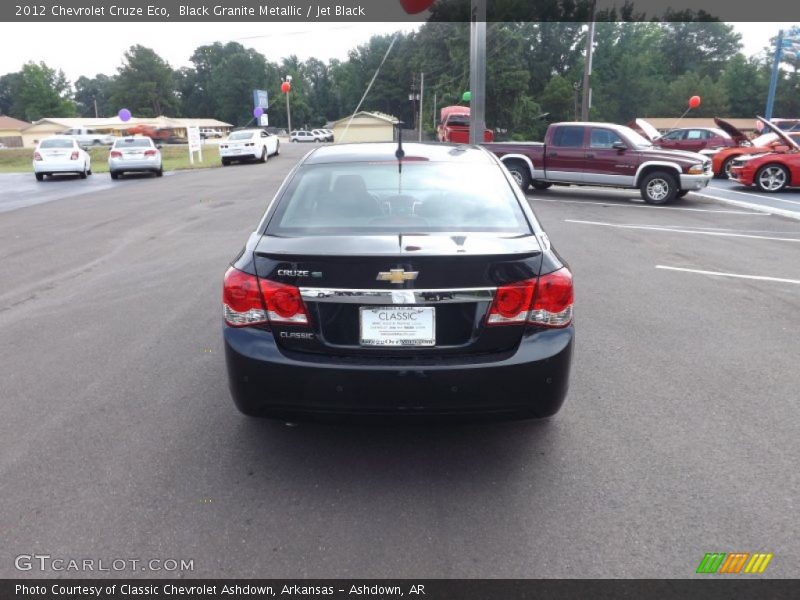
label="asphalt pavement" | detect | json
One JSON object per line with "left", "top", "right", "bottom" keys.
{"left": 1, "top": 144, "right": 798, "bottom": 578}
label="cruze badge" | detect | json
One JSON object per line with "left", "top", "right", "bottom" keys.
{"left": 377, "top": 268, "right": 419, "bottom": 285}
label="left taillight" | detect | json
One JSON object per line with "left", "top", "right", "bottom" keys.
{"left": 223, "top": 267, "right": 309, "bottom": 327}
{"left": 486, "top": 267, "right": 573, "bottom": 328}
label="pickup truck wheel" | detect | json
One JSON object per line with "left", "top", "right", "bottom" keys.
{"left": 755, "top": 164, "right": 789, "bottom": 193}
{"left": 505, "top": 160, "right": 531, "bottom": 190}
{"left": 532, "top": 181, "right": 552, "bottom": 190}
{"left": 640, "top": 171, "right": 678, "bottom": 204}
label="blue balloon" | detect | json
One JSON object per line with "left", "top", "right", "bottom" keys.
{"left": 118, "top": 108, "right": 132, "bottom": 122}
{"left": 253, "top": 107, "right": 264, "bottom": 118}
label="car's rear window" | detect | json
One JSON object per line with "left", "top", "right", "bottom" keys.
{"left": 114, "top": 138, "right": 152, "bottom": 148}
{"left": 228, "top": 131, "right": 255, "bottom": 140}
{"left": 267, "top": 161, "right": 531, "bottom": 235}
{"left": 40, "top": 139, "right": 74, "bottom": 149}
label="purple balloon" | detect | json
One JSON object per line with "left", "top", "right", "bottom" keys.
{"left": 118, "top": 108, "right": 132, "bottom": 122}
{"left": 253, "top": 107, "right": 264, "bottom": 119}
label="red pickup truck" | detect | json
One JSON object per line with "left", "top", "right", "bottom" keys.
{"left": 487, "top": 121, "right": 713, "bottom": 204}
{"left": 437, "top": 106, "right": 494, "bottom": 143}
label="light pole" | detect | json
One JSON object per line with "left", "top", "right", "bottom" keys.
{"left": 581, "top": 1, "right": 597, "bottom": 121}
{"left": 284, "top": 75, "right": 293, "bottom": 133}
{"left": 765, "top": 29, "right": 800, "bottom": 120}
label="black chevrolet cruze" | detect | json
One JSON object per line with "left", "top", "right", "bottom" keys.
{"left": 223, "top": 142, "right": 573, "bottom": 419}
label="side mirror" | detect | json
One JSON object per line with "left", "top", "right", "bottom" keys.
{"left": 156, "top": 144, "right": 163, "bottom": 150}
{"left": 612, "top": 141, "right": 628, "bottom": 150}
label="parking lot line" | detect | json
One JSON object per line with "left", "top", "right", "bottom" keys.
{"left": 530, "top": 197, "right": 769, "bottom": 215}
{"left": 710, "top": 187, "right": 800, "bottom": 206}
{"left": 564, "top": 219, "right": 800, "bottom": 243}
{"left": 693, "top": 191, "right": 800, "bottom": 222}
{"left": 656, "top": 265, "right": 800, "bottom": 285}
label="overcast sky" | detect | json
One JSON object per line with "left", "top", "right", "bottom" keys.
{"left": 0, "top": 22, "right": 793, "bottom": 82}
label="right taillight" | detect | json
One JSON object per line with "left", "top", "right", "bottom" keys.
{"left": 110, "top": 150, "right": 122, "bottom": 158}
{"left": 529, "top": 268, "right": 573, "bottom": 328}
{"left": 486, "top": 268, "right": 573, "bottom": 328}
{"left": 33, "top": 152, "right": 42, "bottom": 161}
{"left": 223, "top": 267, "right": 309, "bottom": 327}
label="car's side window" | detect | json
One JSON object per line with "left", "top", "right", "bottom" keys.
{"left": 686, "top": 130, "right": 704, "bottom": 140}
{"left": 590, "top": 128, "right": 623, "bottom": 148}
{"left": 551, "top": 126, "right": 585, "bottom": 148}
{"left": 662, "top": 130, "right": 683, "bottom": 141}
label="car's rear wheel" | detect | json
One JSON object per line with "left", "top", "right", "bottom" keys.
{"left": 35, "top": 173, "right": 44, "bottom": 181}
{"left": 260, "top": 147, "right": 267, "bottom": 163}
{"left": 292, "top": 139, "right": 298, "bottom": 143}
{"left": 640, "top": 170, "right": 678, "bottom": 204}
{"left": 79, "top": 165, "right": 88, "bottom": 179}
{"left": 274, "top": 141, "right": 280, "bottom": 156}
{"left": 755, "top": 164, "right": 789, "bottom": 193}
{"left": 110, "top": 171, "right": 119, "bottom": 180}
{"left": 221, "top": 158, "right": 230, "bottom": 166}
{"left": 505, "top": 160, "right": 531, "bottom": 190}
{"left": 532, "top": 181, "right": 552, "bottom": 190}
{"left": 155, "top": 167, "right": 164, "bottom": 177}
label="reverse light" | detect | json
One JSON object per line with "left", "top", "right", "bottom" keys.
{"left": 223, "top": 268, "right": 309, "bottom": 327}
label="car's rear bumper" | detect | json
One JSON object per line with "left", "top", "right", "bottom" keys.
{"left": 220, "top": 150, "right": 259, "bottom": 159}
{"left": 109, "top": 158, "right": 161, "bottom": 171}
{"left": 33, "top": 160, "right": 84, "bottom": 173}
{"left": 224, "top": 325, "right": 573, "bottom": 420}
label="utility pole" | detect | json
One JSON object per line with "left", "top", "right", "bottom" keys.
{"left": 468, "top": 0, "right": 486, "bottom": 145}
{"left": 93, "top": 98, "right": 99, "bottom": 118}
{"left": 418, "top": 72, "right": 424, "bottom": 141}
{"left": 432, "top": 91, "right": 437, "bottom": 132}
{"left": 580, "top": 1, "right": 596, "bottom": 121}
{"left": 765, "top": 30, "right": 784, "bottom": 121}
{"left": 284, "top": 75, "right": 293, "bottom": 133}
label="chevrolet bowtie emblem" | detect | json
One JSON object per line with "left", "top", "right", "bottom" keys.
{"left": 376, "top": 269, "right": 419, "bottom": 284}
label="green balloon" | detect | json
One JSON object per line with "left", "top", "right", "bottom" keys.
{"left": 462, "top": 91, "right": 471, "bottom": 102}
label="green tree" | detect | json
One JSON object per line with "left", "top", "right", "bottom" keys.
{"left": 8, "top": 62, "right": 75, "bottom": 121}
{"left": 718, "top": 54, "right": 765, "bottom": 117}
{"left": 111, "top": 45, "right": 177, "bottom": 117}
{"left": 658, "top": 16, "right": 742, "bottom": 79}
{"left": 74, "top": 74, "right": 115, "bottom": 118}
{"left": 0, "top": 72, "right": 22, "bottom": 116}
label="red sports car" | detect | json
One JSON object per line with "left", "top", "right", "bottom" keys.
{"left": 729, "top": 117, "right": 800, "bottom": 192}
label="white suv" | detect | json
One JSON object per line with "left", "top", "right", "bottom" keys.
{"left": 290, "top": 130, "right": 318, "bottom": 143}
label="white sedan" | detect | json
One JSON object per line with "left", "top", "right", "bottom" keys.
{"left": 108, "top": 136, "right": 163, "bottom": 179}
{"left": 220, "top": 129, "right": 279, "bottom": 165}
{"left": 33, "top": 137, "right": 92, "bottom": 181}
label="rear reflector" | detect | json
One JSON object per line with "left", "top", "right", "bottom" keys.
{"left": 223, "top": 267, "right": 309, "bottom": 327}
{"left": 486, "top": 268, "right": 573, "bottom": 328}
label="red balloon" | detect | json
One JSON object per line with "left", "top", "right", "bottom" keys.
{"left": 688, "top": 95, "right": 701, "bottom": 109}
{"left": 281, "top": 81, "right": 291, "bottom": 94}
{"left": 398, "top": 0, "right": 435, "bottom": 14}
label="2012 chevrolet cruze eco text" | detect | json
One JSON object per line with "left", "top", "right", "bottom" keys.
{"left": 222, "top": 142, "right": 574, "bottom": 419}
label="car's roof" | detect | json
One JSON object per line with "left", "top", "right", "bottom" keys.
{"left": 230, "top": 129, "right": 259, "bottom": 134}
{"left": 303, "top": 142, "right": 495, "bottom": 165}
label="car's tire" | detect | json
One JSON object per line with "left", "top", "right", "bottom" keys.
{"left": 505, "top": 160, "right": 532, "bottom": 190}
{"left": 35, "top": 173, "right": 44, "bottom": 181}
{"left": 79, "top": 164, "right": 88, "bottom": 179}
{"left": 640, "top": 170, "right": 678, "bottom": 204}
{"left": 260, "top": 147, "right": 267, "bottom": 163}
{"left": 155, "top": 167, "right": 164, "bottom": 177}
{"left": 532, "top": 181, "right": 552, "bottom": 190}
{"left": 110, "top": 171, "right": 119, "bottom": 180}
{"left": 292, "top": 139, "right": 298, "bottom": 143}
{"left": 274, "top": 141, "right": 280, "bottom": 156}
{"left": 721, "top": 156, "right": 738, "bottom": 179}
{"left": 755, "top": 164, "right": 789, "bottom": 193}
{"left": 221, "top": 158, "right": 230, "bottom": 166}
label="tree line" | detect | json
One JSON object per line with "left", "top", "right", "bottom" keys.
{"left": 1, "top": 20, "right": 798, "bottom": 140}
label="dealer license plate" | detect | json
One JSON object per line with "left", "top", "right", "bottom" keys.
{"left": 359, "top": 306, "right": 435, "bottom": 347}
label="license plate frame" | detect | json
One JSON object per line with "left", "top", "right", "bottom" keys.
{"left": 359, "top": 306, "right": 435, "bottom": 347}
